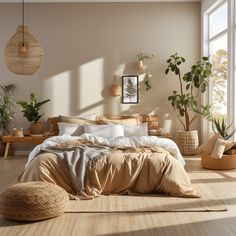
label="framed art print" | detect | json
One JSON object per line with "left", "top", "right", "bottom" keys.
{"left": 121, "top": 75, "right": 139, "bottom": 104}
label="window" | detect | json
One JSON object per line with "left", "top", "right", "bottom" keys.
{"left": 208, "top": 2, "right": 228, "bottom": 119}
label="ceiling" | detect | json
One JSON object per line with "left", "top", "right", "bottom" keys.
{"left": 0, "top": 0, "right": 201, "bottom": 2}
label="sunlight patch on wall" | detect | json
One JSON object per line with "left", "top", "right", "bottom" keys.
{"left": 79, "top": 58, "right": 104, "bottom": 114}
{"left": 43, "top": 71, "right": 71, "bottom": 116}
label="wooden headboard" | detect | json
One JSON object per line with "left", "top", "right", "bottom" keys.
{"left": 49, "top": 115, "right": 158, "bottom": 136}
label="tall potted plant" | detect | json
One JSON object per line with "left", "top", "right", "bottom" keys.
{"left": 165, "top": 53, "right": 212, "bottom": 155}
{"left": 0, "top": 84, "right": 17, "bottom": 156}
{"left": 17, "top": 93, "right": 50, "bottom": 135}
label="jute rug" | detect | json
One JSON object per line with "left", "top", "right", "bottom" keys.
{"left": 66, "top": 184, "right": 227, "bottom": 213}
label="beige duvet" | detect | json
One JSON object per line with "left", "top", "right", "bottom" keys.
{"left": 18, "top": 146, "right": 199, "bottom": 199}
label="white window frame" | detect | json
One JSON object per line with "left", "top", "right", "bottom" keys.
{"left": 202, "top": 0, "right": 236, "bottom": 142}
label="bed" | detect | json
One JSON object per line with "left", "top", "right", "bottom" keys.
{"left": 18, "top": 115, "right": 199, "bottom": 199}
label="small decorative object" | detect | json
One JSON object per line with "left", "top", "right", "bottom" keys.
{"left": 212, "top": 117, "right": 235, "bottom": 140}
{"left": 12, "top": 128, "right": 24, "bottom": 137}
{"left": 165, "top": 53, "right": 212, "bottom": 155}
{"left": 17, "top": 93, "right": 50, "bottom": 135}
{"left": 122, "top": 75, "right": 139, "bottom": 104}
{"left": 5, "top": 0, "right": 43, "bottom": 75}
{"left": 0, "top": 181, "right": 69, "bottom": 221}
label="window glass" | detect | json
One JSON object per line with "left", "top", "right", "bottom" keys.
{"left": 209, "top": 2, "right": 227, "bottom": 38}
{"left": 209, "top": 34, "right": 228, "bottom": 117}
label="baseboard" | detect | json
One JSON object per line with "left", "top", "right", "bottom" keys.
{"left": 14, "top": 150, "right": 30, "bottom": 156}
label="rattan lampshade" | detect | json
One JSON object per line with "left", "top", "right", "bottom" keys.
{"left": 5, "top": 25, "right": 43, "bottom": 75}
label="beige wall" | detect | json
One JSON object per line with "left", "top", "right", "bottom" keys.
{"left": 0, "top": 2, "right": 200, "bottom": 148}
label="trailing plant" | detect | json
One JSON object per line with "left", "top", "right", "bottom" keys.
{"left": 212, "top": 117, "right": 235, "bottom": 140}
{"left": 17, "top": 93, "right": 50, "bottom": 123}
{"left": 137, "top": 52, "right": 154, "bottom": 61}
{"left": 0, "top": 84, "right": 17, "bottom": 135}
{"left": 137, "top": 52, "right": 154, "bottom": 90}
{"left": 165, "top": 53, "right": 212, "bottom": 131}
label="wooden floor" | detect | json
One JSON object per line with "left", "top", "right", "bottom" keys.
{"left": 1, "top": 155, "right": 236, "bottom": 236}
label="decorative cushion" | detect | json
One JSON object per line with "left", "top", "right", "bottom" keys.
{"left": 201, "top": 133, "right": 222, "bottom": 154}
{"left": 0, "top": 181, "right": 69, "bottom": 221}
{"left": 58, "top": 122, "right": 84, "bottom": 136}
{"left": 211, "top": 139, "right": 226, "bottom": 158}
{"left": 59, "top": 115, "right": 96, "bottom": 125}
{"left": 96, "top": 116, "right": 141, "bottom": 125}
{"left": 123, "top": 123, "right": 148, "bottom": 137}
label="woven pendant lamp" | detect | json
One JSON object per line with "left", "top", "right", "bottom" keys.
{"left": 5, "top": 0, "right": 43, "bottom": 75}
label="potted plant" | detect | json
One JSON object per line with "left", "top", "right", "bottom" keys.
{"left": 165, "top": 53, "right": 212, "bottom": 155}
{"left": 0, "top": 84, "right": 17, "bottom": 156}
{"left": 137, "top": 52, "right": 154, "bottom": 90}
{"left": 17, "top": 93, "right": 50, "bottom": 135}
{"left": 212, "top": 118, "right": 235, "bottom": 140}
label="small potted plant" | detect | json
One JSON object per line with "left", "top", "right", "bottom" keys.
{"left": 0, "top": 84, "right": 17, "bottom": 156}
{"left": 165, "top": 53, "right": 212, "bottom": 155}
{"left": 17, "top": 93, "right": 50, "bottom": 135}
{"left": 212, "top": 118, "right": 235, "bottom": 140}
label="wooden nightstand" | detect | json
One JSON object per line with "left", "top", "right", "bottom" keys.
{"left": 2, "top": 135, "right": 50, "bottom": 159}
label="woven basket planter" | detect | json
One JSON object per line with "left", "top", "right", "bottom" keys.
{"left": 29, "top": 121, "right": 44, "bottom": 135}
{"left": 0, "top": 181, "right": 69, "bottom": 221}
{"left": 5, "top": 25, "right": 43, "bottom": 75}
{"left": 178, "top": 130, "right": 199, "bottom": 155}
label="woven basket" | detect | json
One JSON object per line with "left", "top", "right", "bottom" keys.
{"left": 201, "top": 153, "right": 236, "bottom": 170}
{"left": 0, "top": 181, "right": 69, "bottom": 221}
{"left": 5, "top": 25, "right": 43, "bottom": 75}
{"left": 178, "top": 130, "right": 199, "bottom": 155}
{"left": 29, "top": 121, "right": 44, "bottom": 135}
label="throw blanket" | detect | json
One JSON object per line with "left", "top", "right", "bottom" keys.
{"left": 41, "top": 144, "right": 111, "bottom": 195}
{"left": 19, "top": 134, "right": 199, "bottom": 199}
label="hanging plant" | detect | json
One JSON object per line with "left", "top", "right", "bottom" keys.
{"left": 137, "top": 52, "right": 154, "bottom": 91}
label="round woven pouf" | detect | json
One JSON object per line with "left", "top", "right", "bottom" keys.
{"left": 0, "top": 181, "right": 69, "bottom": 221}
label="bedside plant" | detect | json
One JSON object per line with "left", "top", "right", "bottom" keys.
{"left": 165, "top": 53, "right": 212, "bottom": 155}
{"left": 17, "top": 93, "right": 50, "bottom": 135}
{"left": 0, "top": 84, "right": 17, "bottom": 156}
{"left": 0, "top": 84, "right": 17, "bottom": 135}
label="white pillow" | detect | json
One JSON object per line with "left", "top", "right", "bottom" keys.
{"left": 84, "top": 124, "right": 124, "bottom": 139}
{"left": 58, "top": 122, "right": 84, "bottom": 136}
{"left": 123, "top": 123, "right": 148, "bottom": 137}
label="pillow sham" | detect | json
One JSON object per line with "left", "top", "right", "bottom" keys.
{"left": 96, "top": 116, "right": 140, "bottom": 125}
{"left": 84, "top": 124, "right": 124, "bottom": 139}
{"left": 58, "top": 122, "right": 84, "bottom": 136}
{"left": 201, "top": 133, "right": 222, "bottom": 154}
{"left": 123, "top": 123, "right": 148, "bottom": 137}
{"left": 59, "top": 115, "right": 96, "bottom": 125}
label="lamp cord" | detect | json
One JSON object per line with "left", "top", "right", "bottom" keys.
{"left": 22, "top": 0, "right": 25, "bottom": 46}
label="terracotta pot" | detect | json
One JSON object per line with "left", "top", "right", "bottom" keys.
{"left": 29, "top": 122, "right": 44, "bottom": 135}
{"left": 177, "top": 130, "right": 199, "bottom": 155}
